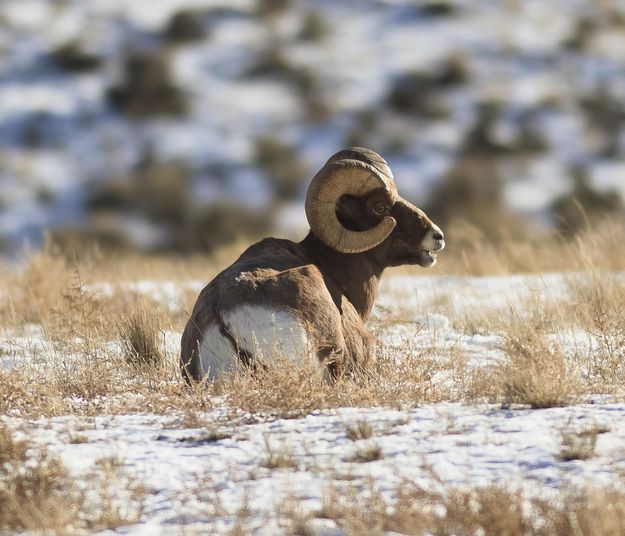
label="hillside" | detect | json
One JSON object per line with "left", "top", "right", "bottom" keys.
{"left": 2, "top": 0, "right": 625, "bottom": 253}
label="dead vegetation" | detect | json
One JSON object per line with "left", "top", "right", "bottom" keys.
{"left": 348, "top": 441, "right": 384, "bottom": 463}
{"left": 3, "top": 226, "right": 625, "bottom": 534}
{"left": 216, "top": 345, "right": 441, "bottom": 418}
{"left": 263, "top": 435, "right": 298, "bottom": 470}
{"left": 299, "top": 479, "right": 625, "bottom": 536}
{"left": 345, "top": 420, "right": 374, "bottom": 441}
{"left": 569, "top": 273, "right": 625, "bottom": 390}
{"left": 119, "top": 305, "right": 165, "bottom": 368}
{"left": 423, "top": 220, "right": 625, "bottom": 276}
{"left": 1, "top": 225, "right": 625, "bottom": 419}
{"left": 0, "top": 424, "right": 143, "bottom": 532}
{"left": 498, "top": 327, "right": 577, "bottom": 409}
{"left": 558, "top": 420, "right": 609, "bottom": 462}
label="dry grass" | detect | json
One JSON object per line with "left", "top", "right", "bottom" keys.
{"left": 263, "top": 435, "right": 298, "bottom": 470}
{"left": 0, "top": 424, "right": 143, "bottom": 532}
{"left": 0, "top": 422, "right": 27, "bottom": 467}
{"left": 535, "top": 489, "right": 625, "bottom": 536}
{"left": 303, "top": 478, "right": 625, "bottom": 536}
{"left": 118, "top": 305, "right": 165, "bottom": 368}
{"left": 3, "top": 227, "right": 625, "bottom": 534}
{"left": 452, "top": 302, "right": 588, "bottom": 408}
{"left": 345, "top": 420, "right": 374, "bottom": 441}
{"left": 425, "top": 220, "right": 625, "bottom": 277}
{"left": 348, "top": 442, "right": 384, "bottom": 463}
{"left": 568, "top": 273, "right": 625, "bottom": 390}
{"left": 4, "top": 230, "right": 625, "bottom": 536}
{"left": 0, "top": 341, "right": 439, "bottom": 420}
{"left": 0, "top": 356, "right": 218, "bottom": 419}
{"left": 498, "top": 328, "right": 578, "bottom": 408}
{"left": 558, "top": 421, "right": 609, "bottom": 462}
{"left": 219, "top": 346, "right": 441, "bottom": 418}
{"left": 0, "top": 223, "right": 625, "bottom": 422}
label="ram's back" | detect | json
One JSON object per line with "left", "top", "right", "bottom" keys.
{"left": 180, "top": 238, "right": 344, "bottom": 380}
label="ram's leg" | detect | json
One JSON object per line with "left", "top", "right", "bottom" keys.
{"left": 340, "top": 303, "right": 378, "bottom": 373}
{"left": 316, "top": 344, "right": 346, "bottom": 381}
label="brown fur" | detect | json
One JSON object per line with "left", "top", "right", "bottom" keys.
{"left": 181, "top": 191, "right": 442, "bottom": 382}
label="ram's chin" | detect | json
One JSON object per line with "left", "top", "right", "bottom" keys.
{"left": 417, "top": 250, "right": 437, "bottom": 267}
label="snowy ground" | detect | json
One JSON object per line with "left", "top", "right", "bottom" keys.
{"left": 7, "top": 403, "right": 625, "bottom": 535}
{"left": 3, "top": 272, "right": 625, "bottom": 534}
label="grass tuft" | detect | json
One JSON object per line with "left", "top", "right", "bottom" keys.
{"left": 263, "top": 435, "right": 298, "bottom": 470}
{"left": 345, "top": 420, "right": 374, "bottom": 441}
{"left": 348, "top": 442, "right": 384, "bottom": 463}
{"left": 118, "top": 306, "right": 165, "bottom": 368}
{"left": 558, "top": 421, "right": 608, "bottom": 462}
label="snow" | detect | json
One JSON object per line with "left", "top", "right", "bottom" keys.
{"left": 3, "top": 272, "right": 625, "bottom": 533}
{"left": 7, "top": 403, "right": 625, "bottom": 535}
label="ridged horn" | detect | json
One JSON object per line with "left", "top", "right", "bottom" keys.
{"left": 305, "top": 148, "right": 397, "bottom": 253}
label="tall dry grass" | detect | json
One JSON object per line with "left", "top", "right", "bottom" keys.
{"left": 421, "top": 220, "right": 625, "bottom": 276}
{"left": 0, "top": 222, "right": 624, "bottom": 420}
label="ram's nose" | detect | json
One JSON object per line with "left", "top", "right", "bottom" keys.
{"left": 427, "top": 224, "right": 445, "bottom": 251}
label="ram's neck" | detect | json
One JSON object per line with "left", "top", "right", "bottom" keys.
{"left": 300, "top": 233, "right": 383, "bottom": 320}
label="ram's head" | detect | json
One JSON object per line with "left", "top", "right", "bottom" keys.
{"left": 305, "top": 147, "right": 445, "bottom": 267}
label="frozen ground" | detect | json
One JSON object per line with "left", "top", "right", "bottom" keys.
{"left": 2, "top": 272, "right": 625, "bottom": 534}
{"left": 7, "top": 403, "right": 625, "bottom": 535}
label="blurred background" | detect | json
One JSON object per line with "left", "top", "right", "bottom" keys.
{"left": 1, "top": 0, "right": 624, "bottom": 259}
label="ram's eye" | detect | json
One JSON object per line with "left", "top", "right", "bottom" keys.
{"left": 372, "top": 204, "right": 387, "bottom": 216}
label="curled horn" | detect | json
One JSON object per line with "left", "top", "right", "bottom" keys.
{"left": 305, "top": 148, "right": 397, "bottom": 253}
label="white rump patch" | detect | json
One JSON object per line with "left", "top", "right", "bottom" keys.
{"left": 198, "top": 306, "right": 313, "bottom": 380}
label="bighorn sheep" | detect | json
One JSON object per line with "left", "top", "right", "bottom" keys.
{"left": 180, "top": 147, "right": 445, "bottom": 381}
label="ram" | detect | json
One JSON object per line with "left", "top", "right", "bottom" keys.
{"left": 181, "top": 147, "right": 445, "bottom": 381}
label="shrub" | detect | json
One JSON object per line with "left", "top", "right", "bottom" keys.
{"left": 499, "top": 330, "right": 575, "bottom": 408}
{"left": 564, "top": 16, "right": 597, "bottom": 51}
{"left": 243, "top": 48, "right": 330, "bottom": 121}
{"left": 254, "top": 136, "right": 309, "bottom": 200}
{"left": 345, "top": 420, "right": 374, "bottom": 441}
{"left": 462, "top": 102, "right": 511, "bottom": 155}
{"left": 551, "top": 166, "right": 623, "bottom": 236}
{"left": 107, "top": 50, "right": 187, "bottom": 118}
{"left": 298, "top": 11, "right": 329, "bottom": 41}
{"left": 558, "top": 424, "right": 605, "bottom": 461}
{"left": 386, "top": 72, "right": 448, "bottom": 119}
{"left": 244, "top": 47, "right": 293, "bottom": 79}
{"left": 51, "top": 41, "right": 101, "bottom": 72}
{"left": 385, "top": 55, "right": 468, "bottom": 118}
{"left": 87, "top": 156, "right": 278, "bottom": 253}
{"left": 164, "top": 10, "right": 207, "bottom": 43}
{"left": 88, "top": 158, "right": 192, "bottom": 225}
{"left": 177, "top": 202, "right": 274, "bottom": 253}
{"left": 421, "top": 1, "right": 457, "bottom": 17}
{"left": 426, "top": 155, "right": 508, "bottom": 238}
{"left": 579, "top": 84, "right": 625, "bottom": 157}
{"left": 256, "top": 0, "right": 293, "bottom": 18}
